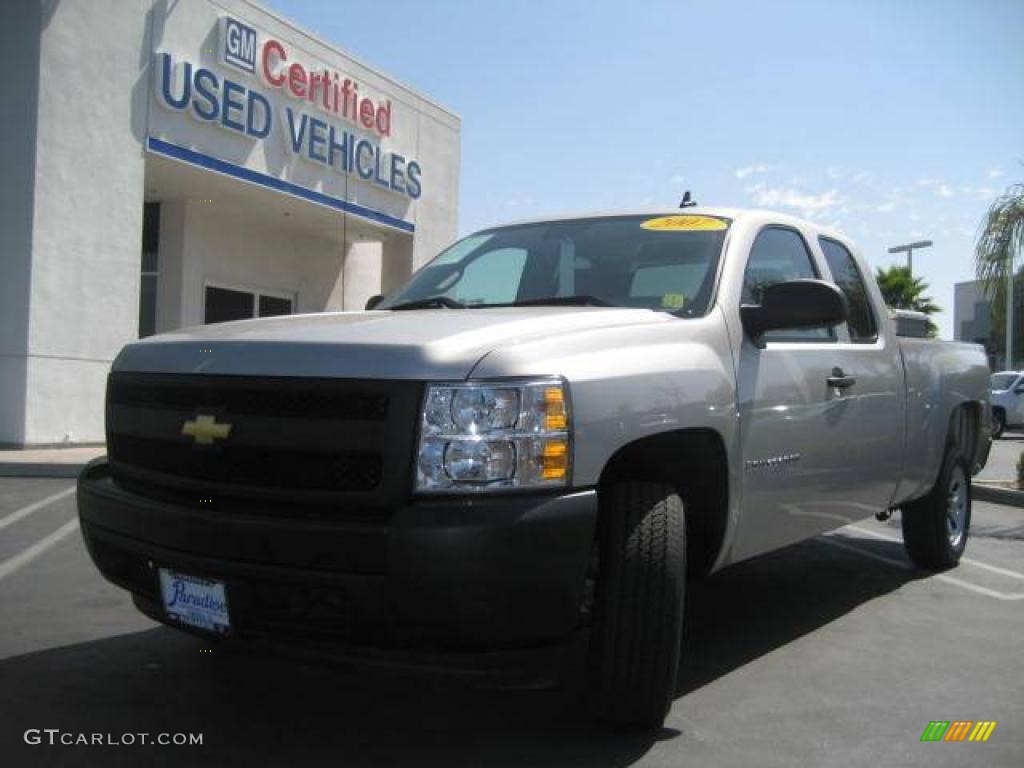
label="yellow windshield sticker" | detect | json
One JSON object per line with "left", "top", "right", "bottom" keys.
{"left": 641, "top": 215, "right": 728, "bottom": 232}
{"left": 661, "top": 293, "right": 687, "bottom": 309}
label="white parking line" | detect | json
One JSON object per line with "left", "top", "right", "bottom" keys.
{"left": 822, "top": 534, "right": 1024, "bottom": 601}
{"left": 846, "top": 525, "right": 1024, "bottom": 581}
{"left": 0, "top": 486, "right": 75, "bottom": 532}
{"left": 0, "top": 518, "right": 80, "bottom": 583}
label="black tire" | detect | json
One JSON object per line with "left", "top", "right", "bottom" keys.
{"left": 992, "top": 409, "right": 1005, "bottom": 439}
{"left": 901, "top": 447, "right": 971, "bottom": 570}
{"left": 588, "top": 481, "right": 686, "bottom": 728}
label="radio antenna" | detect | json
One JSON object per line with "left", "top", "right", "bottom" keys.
{"left": 679, "top": 190, "right": 697, "bottom": 208}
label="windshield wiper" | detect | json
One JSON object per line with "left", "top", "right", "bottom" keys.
{"left": 387, "top": 296, "right": 466, "bottom": 311}
{"left": 507, "top": 295, "right": 614, "bottom": 308}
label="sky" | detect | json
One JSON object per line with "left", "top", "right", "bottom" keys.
{"left": 265, "top": 0, "right": 1023, "bottom": 339}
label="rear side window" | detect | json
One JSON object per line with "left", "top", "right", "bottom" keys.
{"left": 742, "top": 226, "right": 831, "bottom": 341}
{"left": 819, "top": 238, "right": 877, "bottom": 343}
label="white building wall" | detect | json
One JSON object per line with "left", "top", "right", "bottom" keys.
{"left": 173, "top": 202, "right": 345, "bottom": 328}
{"left": 21, "top": 0, "right": 153, "bottom": 444}
{"left": 0, "top": 1, "right": 42, "bottom": 445}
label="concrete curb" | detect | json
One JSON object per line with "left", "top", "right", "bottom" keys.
{"left": 973, "top": 482, "right": 1024, "bottom": 509}
{"left": 0, "top": 464, "right": 85, "bottom": 479}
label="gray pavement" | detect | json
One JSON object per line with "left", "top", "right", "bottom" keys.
{"left": 0, "top": 478, "right": 1021, "bottom": 767}
{"left": 0, "top": 446, "right": 105, "bottom": 479}
{"left": 977, "top": 433, "right": 1024, "bottom": 485}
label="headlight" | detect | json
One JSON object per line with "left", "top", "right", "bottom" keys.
{"left": 417, "top": 379, "right": 571, "bottom": 492}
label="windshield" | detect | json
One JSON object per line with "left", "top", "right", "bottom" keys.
{"left": 991, "top": 373, "right": 1018, "bottom": 391}
{"left": 378, "top": 214, "right": 730, "bottom": 316}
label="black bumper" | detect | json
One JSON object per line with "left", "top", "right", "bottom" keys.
{"left": 77, "top": 459, "right": 597, "bottom": 655}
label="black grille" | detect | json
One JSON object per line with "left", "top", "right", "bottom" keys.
{"left": 108, "top": 433, "right": 382, "bottom": 492}
{"left": 108, "top": 375, "right": 389, "bottom": 420}
{"left": 106, "top": 372, "right": 421, "bottom": 509}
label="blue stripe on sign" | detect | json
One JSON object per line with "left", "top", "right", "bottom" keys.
{"left": 145, "top": 136, "right": 415, "bottom": 234}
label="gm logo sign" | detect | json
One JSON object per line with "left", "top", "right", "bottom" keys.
{"left": 220, "top": 17, "right": 256, "bottom": 73}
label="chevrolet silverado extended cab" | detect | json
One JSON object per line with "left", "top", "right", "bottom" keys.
{"left": 78, "top": 208, "right": 991, "bottom": 727}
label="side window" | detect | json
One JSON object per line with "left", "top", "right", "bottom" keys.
{"left": 447, "top": 248, "right": 527, "bottom": 305}
{"left": 742, "top": 227, "right": 831, "bottom": 341}
{"left": 820, "top": 238, "right": 878, "bottom": 343}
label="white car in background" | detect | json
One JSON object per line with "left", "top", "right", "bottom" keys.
{"left": 990, "top": 371, "right": 1024, "bottom": 438}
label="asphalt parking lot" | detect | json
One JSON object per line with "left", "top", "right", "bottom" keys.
{"left": 0, "top": 476, "right": 1021, "bottom": 767}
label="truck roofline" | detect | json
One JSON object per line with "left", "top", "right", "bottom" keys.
{"left": 479, "top": 207, "right": 847, "bottom": 241}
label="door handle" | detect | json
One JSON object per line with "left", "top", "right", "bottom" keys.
{"left": 827, "top": 367, "right": 856, "bottom": 390}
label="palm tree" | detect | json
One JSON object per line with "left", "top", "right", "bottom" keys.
{"left": 975, "top": 183, "right": 1024, "bottom": 361}
{"left": 874, "top": 265, "right": 941, "bottom": 335}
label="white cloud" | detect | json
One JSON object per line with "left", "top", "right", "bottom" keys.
{"left": 937, "top": 184, "right": 954, "bottom": 198}
{"left": 669, "top": 174, "right": 686, "bottom": 185}
{"left": 961, "top": 185, "right": 997, "bottom": 200}
{"left": 852, "top": 170, "right": 874, "bottom": 184}
{"left": 826, "top": 167, "right": 843, "bottom": 180}
{"left": 876, "top": 187, "right": 910, "bottom": 213}
{"left": 916, "top": 178, "right": 937, "bottom": 187}
{"left": 988, "top": 168, "right": 1004, "bottom": 179}
{"left": 747, "top": 185, "right": 842, "bottom": 219}
{"left": 735, "top": 163, "right": 770, "bottom": 179}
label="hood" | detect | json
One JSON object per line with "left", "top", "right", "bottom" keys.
{"left": 113, "top": 307, "right": 672, "bottom": 379}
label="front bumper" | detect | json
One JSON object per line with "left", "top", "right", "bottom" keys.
{"left": 77, "top": 459, "right": 597, "bottom": 657}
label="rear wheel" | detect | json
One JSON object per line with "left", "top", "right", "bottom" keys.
{"left": 992, "top": 409, "right": 1005, "bottom": 439}
{"left": 901, "top": 447, "right": 971, "bottom": 570}
{"left": 587, "top": 481, "right": 686, "bottom": 728}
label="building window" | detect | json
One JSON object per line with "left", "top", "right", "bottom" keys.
{"left": 204, "top": 283, "right": 295, "bottom": 324}
{"left": 139, "top": 203, "right": 160, "bottom": 338}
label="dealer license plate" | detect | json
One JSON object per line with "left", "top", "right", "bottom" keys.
{"left": 158, "top": 569, "right": 231, "bottom": 634}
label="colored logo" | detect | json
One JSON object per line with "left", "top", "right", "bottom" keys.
{"left": 920, "top": 721, "right": 997, "bottom": 742}
{"left": 181, "top": 414, "right": 233, "bottom": 446}
{"left": 640, "top": 215, "right": 728, "bottom": 232}
{"left": 221, "top": 17, "right": 257, "bottom": 73}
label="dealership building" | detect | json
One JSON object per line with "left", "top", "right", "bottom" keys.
{"left": 1, "top": 0, "right": 461, "bottom": 446}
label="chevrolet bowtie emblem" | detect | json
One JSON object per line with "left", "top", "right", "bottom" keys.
{"left": 181, "top": 414, "right": 232, "bottom": 445}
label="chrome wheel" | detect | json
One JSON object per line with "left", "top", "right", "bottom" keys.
{"left": 946, "top": 463, "right": 968, "bottom": 548}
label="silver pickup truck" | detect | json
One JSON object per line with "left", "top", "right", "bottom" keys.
{"left": 78, "top": 208, "right": 991, "bottom": 727}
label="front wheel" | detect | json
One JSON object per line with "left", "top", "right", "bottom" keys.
{"left": 992, "top": 409, "right": 1005, "bottom": 439}
{"left": 587, "top": 481, "right": 686, "bottom": 728}
{"left": 901, "top": 447, "right": 971, "bottom": 570}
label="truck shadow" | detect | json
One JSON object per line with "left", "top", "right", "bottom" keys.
{"left": 677, "top": 534, "right": 920, "bottom": 695}
{"left": 0, "top": 536, "right": 918, "bottom": 768}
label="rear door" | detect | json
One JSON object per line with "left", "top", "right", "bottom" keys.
{"left": 816, "top": 236, "right": 904, "bottom": 511}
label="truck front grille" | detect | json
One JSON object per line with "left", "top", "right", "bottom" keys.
{"left": 105, "top": 372, "right": 421, "bottom": 510}
{"left": 107, "top": 434, "right": 382, "bottom": 492}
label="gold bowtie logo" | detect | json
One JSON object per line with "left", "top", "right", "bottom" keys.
{"left": 181, "top": 414, "right": 232, "bottom": 445}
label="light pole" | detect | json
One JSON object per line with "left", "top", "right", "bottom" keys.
{"left": 1007, "top": 255, "right": 1015, "bottom": 370}
{"left": 887, "top": 240, "right": 933, "bottom": 277}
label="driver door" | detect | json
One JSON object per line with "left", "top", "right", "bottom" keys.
{"left": 731, "top": 226, "right": 858, "bottom": 560}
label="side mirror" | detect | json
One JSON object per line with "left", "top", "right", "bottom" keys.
{"left": 364, "top": 294, "right": 384, "bottom": 310}
{"left": 740, "top": 279, "right": 848, "bottom": 342}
